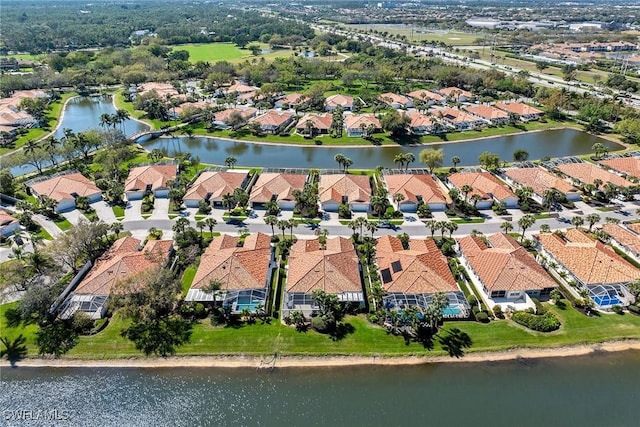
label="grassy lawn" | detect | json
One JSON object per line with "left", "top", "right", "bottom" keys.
{"left": 181, "top": 266, "right": 197, "bottom": 298}
{"left": 346, "top": 25, "right": 480, "bottom": 46}
{"left": 112, "top": 205, "right": 125, "bottom": 219}
{"left": 1, "top": 53, "right": 46, "bottom": 61}
{"left": 172, "top": 42, "right": 293, "bottom": 65}
{"left": 53, "top": 216, "right": 72, "bottom": 231}
{"left": 0, "top": 302, "right": 39, "bottom": 354}
{"left": 452, "top": 217, "right": 485, "bottom": 224}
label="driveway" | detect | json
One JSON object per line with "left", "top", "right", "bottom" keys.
{"left": 91, "top": 201, "right": 117, "bottom": 223}
{"left": 33, "top": 214, "right": 63, "bottom": 238}
{"left": 61, "top": 209, "right": 88, "bottom": 226}
{"left": 149, "top": 198, "right": 170, "bottom": 220}
{"left": 123, "top": 200, "right": 144, "bottom": 222}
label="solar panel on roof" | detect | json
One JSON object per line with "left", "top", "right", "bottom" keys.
{"left": 391, "top": 260, "right": 403, "bottom": 273}
{"left": 381, "top": 268, "right": 392, "bottom": 284}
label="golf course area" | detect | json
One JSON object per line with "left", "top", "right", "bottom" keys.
{"left": 171, "top": 42, "right": 292, "bottom": 63}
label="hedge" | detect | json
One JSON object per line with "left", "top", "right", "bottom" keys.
{"left": 512, "top": 311, "right": 561, "bottom": 332}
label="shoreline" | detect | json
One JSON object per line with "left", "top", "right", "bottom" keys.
{"left": 4, "top": 340, "right": 640, "bottom": 369}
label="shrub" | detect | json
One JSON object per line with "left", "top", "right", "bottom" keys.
{"left": 467, "top": 295, "right": 478, "bottom": 307}
{"left": 472, "top": 305, "right": 480, "bottom": 314}
{"left": 71, "top": 311, "right": 94, "bottom": 334}
{"left": 194, "top": 303, "right": 207, "bottom": 319}
{"left": 512, "top": 311, "right": 561, "bottom": 332}
{"left": 338, "top": 203, "right": 352, "bottom": 219}
{"left": 532, "top": 298, "right": 548, "bottom": 315}
{"left": 627, "top": 304, "right": 640, "bottom": 315}
{"left": 476, "top": 312, "right": 489, "bottom": 323}
{"left": 492, "top": 304, "right": 504, "bottom": 319}
{"left": 311, "top": 316, "right": 329, "bottom": 333}
{"left": 612, "top": 305, "right": 624, "bottom": 315}
{"left": 445, "top": 209, "right": 456, "bottom": 216}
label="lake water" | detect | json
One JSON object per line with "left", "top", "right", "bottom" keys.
{"left": 143, "top": 128, "right": 622, "bottom": 169}
{"left": 1, "top": 351, "right": 639, "bottom": 427}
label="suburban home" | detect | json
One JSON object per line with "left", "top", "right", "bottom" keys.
{"left": 283, "top": 237, "right": 363, "bottom": 316}
{"left": 378, "top": 93, "right": 413, "bottom": 109}
{"left": 383, "top": 173, "right": 449, "bottom": 211}
{"left": 295, "top": 113, "right": 333, "bottom": 136}
{"left": 275, "top": 93, "right": 306, "bottom": 109}
{"left": 495, "top": 102, "right": 544, "bottom": 121}
{"left": 171, "top": 101, "right": 213, "bottom": 120}
{"left": 599, "top": 157, "right": 640, "bottom": 180}
{"left": 324, "top": 94, "right": 354, "bottom": 111}
{"left": 343, "top": 114, "right": 381, "bottom": 137}
{"left": 376, "top": 235, "right": 470, "bottom": 317}
{"left": 58, "top": 237, "right": 174, "bottom": 319}
{"left": 28, "top": 172, "right": 102, "bottom": 213}
{"left": 555, "top": 162, "right": 635, "bottom": 188}
{"left": 0, "top": 109, "right": 37, "bottom": 128}
{"left": 437, "top": 107, "right": 486, "bottom": 130}
{"left": 184, "top": 170, "right": 249, "bottom": 207}
{"left": 407, "top": 112, "right": 438, "bottom": 135}
{"left": 601, "top": 223, "right": 640, "bottom": 264}
{"left": 535, "top": 229, "right": 640, "bottom": 310}
{"left": 458, "top": 233, "right": 558, "bottom": 312}
{"left": 407, "top": 89, "right": 445, "bottom": 105}
{"left": 447, "top": 171, "right": 519, "bottom": 209}
{"left": 224, "top": 81, "right": 259, "bottom": 95}
{"left": 464, "top": 104, "right": 510, "bottom": 125}
{"left": 250, "top": 110, "right": 295, "bottom": 134}
{"left": 249, "top": 172, "right": 307, "bottom": 210}
{"left": 438, "top": 87, "right": 473, "bottom": 102}
{"left": 502, "top": 167, "right": 581, "bottom": 201}
{"left": 212, "top": 108, "right": 257, "bottom": 129}
{"left": 124, "top": 164, "right": 178, "bottom": 200}
{"left": 184, "top": 233, "right": 275, "bottom": 313}
{"left": 0, "top": 210, "right": 19, "bottom": 237}
{"left": 137, "top": 82, "right": 179, "bottom": 100}
{"left": 318, "top": 174, "right": 372, "bottom": 212}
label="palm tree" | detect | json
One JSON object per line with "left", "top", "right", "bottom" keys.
{"left": 196, "top": 220, "right": 205, "bottom": 238}
{"left": 334, "top": 153, "right": 345, "bottom": 171}
{"left": 99, "top": 113, "right": 113, "bottom": 129}
{"left": 264, "top": 215, "right": 278, "bottom": 236}
{"left": 44, "top": 136, "right": 59, "bottom": 167}
{"left": 571, "top": 215, "right": 584, "bottom": 229}
{"left": 586, "top": 213, "right": 600, "bottom": 232}
{"left": 277, "top": 219, "right": 289, "bottom": 239}
{"left": 348, "top": 219, "right": 359, "bottom": 237}
{"left": 517, "top": 214, "right": 536, "bottom": 241}
{"left": 403, "top": 153, "right": 415, "bottom": 171}
{"left": 393, "top": 153, "right": 406, "bottom": 170}
{"left": 425, "top": 219, "right": 438, "bottom": 238}
{"left": 460, "top": 184, "right": 473, "bottom": 202}
{"left": 542, "top": 188, "right": 561, "bottom": 214}
{"left": 110, "top": 222, "right": 123, "bottom": 236}
{"left": 500, "top": 221, "right": 514, "bottom": 234}
{"left": 224, "top": 156, "right": 237, "bottom": 169}
{"left": 203, "top": 217, "right": 217, "bottom": 235}
{"left": 288, "top": 218, "right": 299, "bottom": 239}
{"left": 371, "top": 191, "right": 389, "bottom": 219}
{"left": 343, "top": 157, "right": 353, "bottom": 172}
{"left": 115, "top": 109, "right": 130, "bottom": 132}
{"left": 393, "top": 193, "right": 405, "bottom": 210}
{"left": 451, "top": 156, "right": 461, "bottom": 170}
{"left": 445, "top": 221, "right": 458, "bottom": 238}
{"left": 365, "top": 220, "right": 378, "bottom": 238}
{"left": 222, "top": 193, "right": 235, "bottom": 213}
{"left": 0, "top": 335, "right": 28, "bottom": 367}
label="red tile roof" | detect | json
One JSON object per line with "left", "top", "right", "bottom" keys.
{"left": 602, "top": 224, "right": 640, "bottom": 257}
{"left": 556, "top": 163, "right": 634, "bottom": 188}
{"left": 249, "top": 173, "right": 307, "bottom": 204}
{"left": 125, "top": 164, "right": 177, "bottom": 192}
{"left": 600, "top": 157, "right": 640, "bottom": 179}
{"left": 184, "top": 171, "right": 248, "bottom": 201}
{"left": 0, "top": 210, "right": 17, "bottom": 227}
{"left": 448, "top": 171, "right": 516, "bottom": 202}
{"left": 378, "top": 92, "right": 412, "bottom": 107}
{"left": 407, "top": 90, "right": 444, "bottom": 102}
{"left": 495, "top": 102, "right": 543, "bottom": 116}
{"left": 30, "top": 173, "right": 101, "bottom": 202}
{"left": 319, "top": 174, "right": 371, "bottom": 204}
{"left": 438, "top": 87, "right": 473, "bottom": 99}
{"left": 465, "top": 104, "right": 509, "bottom": 120}
{"left": 504, "top": 167, "right": 577, "bottom": 196}
{"left": 213, "top": 108, "right": 256, "bottom": 122}
{"left": 343, "top": 114, "right": 380, "bottom": 130}
{"left": 325, "top": 94, "right": 354, "bottom": 108}
{"left": 251, "top": 110, "right": 294, "bottom": 127}
{"left": 383, "top": 174, "right": 448, "bottom": 204}
{"left": 295, "top": 113, "right": 333, "bottom": 131}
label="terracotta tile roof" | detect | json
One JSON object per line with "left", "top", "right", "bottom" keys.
{"left": 251, "top": 110, "right": 293, "bottom": 127}
{"left": 343, "top": 114, "right": 381, "bottom": 130}
{"left": 287, "top": 237, "right": 362, "bottom": 294}
{"left": 325, "top": 94, "right": 354, "bottom": 108}
{"left": 295, "top": 113, "right": 333, "bottom": 131}
{"left": 226, "top": 81, "right": 259, "bottom": 94}
{"left": 173, "top": 101, "right": 213, "bottom": 116}
{"left": 465, "top": 104, "right": 509, "bottom": 120}
{"left": 448, "top": 171, "right": 516, "bottom": 202}
{"left": 75, "top": 237, "right": 173, "bottom": 295}
{"left": 376, "top": 236, "right": 457, "bottom": 294}
{"left": 138, "top": 82, "right": 179, "bottom": 99}
{"left": 184, "top": 171, "right": 248, "bottom": 201}
{"left": 319, "top": 174, "right": 371, "bottom": 204}
{"left": 600, "top": 157, "right": 640, "bottom": 179}
{"left": 30, "top": 173, "right": 101, "bottom": 202}
{"left": 602, "top": 224, "right": 640, "bottom": 257}
{"left": 0, "top": 210, "right": 17, "bottom": 227}
{"left": 407, "top": 112, "right": 435, "bottom": 128}
{"left": 125, "top": 164, "right": 177, "bottom": 192}
{"left": 378, "top": 92, "right": 411, "bottom": 107}
{"left": 556, "top": 163, "right": 634, "bottom": 188}
{"left": 278, "top": 93, "right": 305, "bottom": 106}
{"left": 438, "top": 107, "right": 482, "bottom": 124}
{"left": 249, "top": 173, "right": 307, "bottom": 204}
{"left": 407, "top": 90, "right": 444, "bottom": 102}
{"left": 383, "top": 174, "right": 448, "bottom": 204}
{"left": 191, "top": 233, "right": 273, "bottom": 291}
{"left": 628, "top": 223, "right": 640, "bottom": 235}
{"left": 495, "top": 102, "right": 543, "bottom": 116}
{"left": 536, "top": 229, "right": 640, "bottom": 285}
{"left": 438, "top": 87, "right": 473, "bottom": 99}
{"left": 0, "top": 109, "right": 34, "bottom": 126}
{"left": 504, "top": 167, "right": 578, "bottom": 196}
{"left": 458, "top": 233, "right": 557, "bottom": 292}
{"left": 213, "top": 108, "right": 256, "bottom": 122}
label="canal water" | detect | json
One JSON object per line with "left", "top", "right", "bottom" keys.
{"left": 1, "top": 351, "right": 639, "bottom": 427}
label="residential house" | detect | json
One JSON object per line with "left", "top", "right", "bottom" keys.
{"left": 184, "top": 233, "right": 275, "bottom": 313}
{"left": 438, "top": 87, "right": 473, "bottom": 102}
{"left": 184, "top": 170, "right": 249, "bottom": 207}
{"left": 343, "top": 114, "right": 381, "bottom": 137}
{"left": 58, "top": 237, "right": 174, "bottom": 319}
{"left": 124, "top": 164, "right": 178, "bottom": 200}
{"left": 602, "top": 223, "right": 640, "bottom": 264}
{"left": 283, "top": 237, "right": 363, "bottom": 316}
{"left": 28, "top": 172, "right": 102, "bottom": 213}
{"left": 383, "top": 173, "right": 449, "bottom": 211}
{"left": 171, "top": 101, "right": 213, "bottom": 120}
{"left": 464, "top": 104, "right": 510, "bottom": 125}
{"left": 495, "top": 102, "right": 544, "bottom": 122}
{"left": 458, "top": 233, "right": 558, "bottom": 311}
{"left": 502, "top": 167, "right": 581, "bottom": 201}
{"left": 447, "top": 171, "right": 518, "bottom": 209}
{"left": 0, "top": 210, "right": 19, "bottom": 237}
{"left": 319, "top": 174, "right": 371, "bottom": 212}
{"left": 224, "top": 81, "right": 259, "bottom": 95}
{"left": 407, "top": 112, "right": 438, "bottom": 135}
{"left": 555, "top": 162, "right": 635, "bottom": 188}
{"left": 437, "top": 107, "right": 486, "bottom": 130}
{"left": 376, "top": 235, "right": 469, "bottom": 317}
{"left": 212, "top": 108, "right": 257, "bottom": 129}
{"left": 599, "top": 157, "right": 640, "bottom": 180}
{"left": 137, "top": 82, "right": 180, "bottom": 100}
{"left": 407, "top": 89, "right": 445, "bottom": 105}
{"left": 324, "top": 94, "right": 354, "bottom": 111}
{"left": 295, "top": 113, "right": 333, "bottom": 136}
{"left": 275, "top": 93, "right": 305, "bottom": 109}
{"left": 378, "top": 93, "right": 413, "bottom": 109}
{"left": 249, "top": 173, "right": 307, "bottom": 210}
{"left": 250, "top": 110, "right": 295, "bottom": 134}
{"left": 536, "top": 229, "right": 640, "bottom": 309}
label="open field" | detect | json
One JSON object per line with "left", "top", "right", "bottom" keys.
{"left": 172, "top": 42, "right": 294, "bottom": 64}
{"left": 0, "top": 53, "right": 46, "bottom": 62}
{"left": 346, "top": 24, "right": 481, "bottom": 46}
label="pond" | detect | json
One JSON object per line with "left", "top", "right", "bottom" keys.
{"left": 142, "top": 128, "right": 622, "bottom": 169}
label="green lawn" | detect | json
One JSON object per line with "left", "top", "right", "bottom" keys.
{"left": 172, "top": 42, "right": 293, "bottom": 64}
{"left": 112, "top": 206, "right": 125, "bottom": 219}
{"left": 1, "top": 53, "right": 45, "bottom": 61}
{"left": 32, "top": 226, "right": 53, "bottom": 241}
{"left": 346, "top": 25, "right": 480, "bottom": 46}
{"left": 181, "top": 266, "right": 197, "bottom": 298}
{"left": 53, "top": 217, "right": 72, "bottom": 231}
{"left": 0, "top": 302, "right": 39, "bottom": 354}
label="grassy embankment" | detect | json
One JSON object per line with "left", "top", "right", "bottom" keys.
{"left": 4, "top": 298, "right": 640, "bottom": 359}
